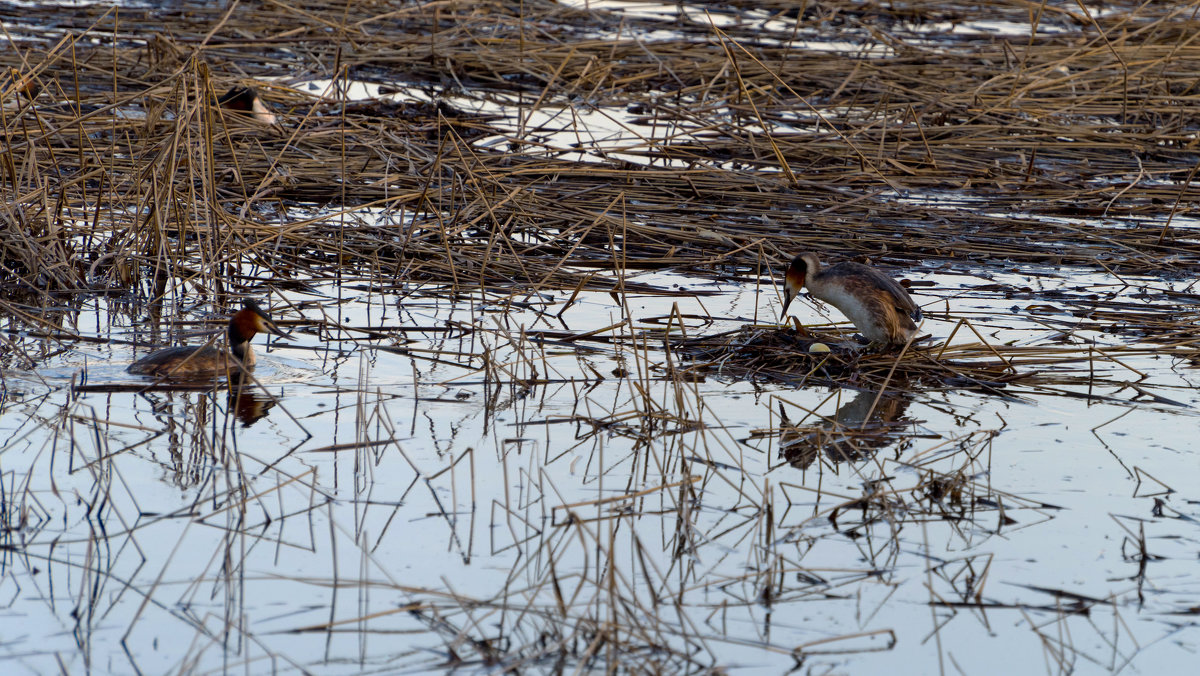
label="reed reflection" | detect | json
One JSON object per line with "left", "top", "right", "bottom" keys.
{"left": 132, "top": 382, "right": 282, "bottom": 488}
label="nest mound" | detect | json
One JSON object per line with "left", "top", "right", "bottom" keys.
{"left": 674, "top": 324, "right": 1074, "bottom": 397}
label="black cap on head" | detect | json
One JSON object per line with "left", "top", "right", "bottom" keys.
{"left": 218, "top": 86, "right": 258, "bottom": 111}
{"left": 241, "top": 298, "right": 269, "bottom": 317}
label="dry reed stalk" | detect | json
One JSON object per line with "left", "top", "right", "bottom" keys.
{"left": 3, "top": 3, "right": 1197, "bottom": 673}
{"left": 0, "top": 1, "right": 1199, "bottom": 310}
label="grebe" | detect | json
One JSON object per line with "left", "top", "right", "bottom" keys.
{"left": 217, "top": 86, "right": 276, "bottom": 125}
{"left": 782, "top": 252, "right": 921, "bottom": 346}
{"left": 128, "top": 300, "right": 289, "bottom": 377}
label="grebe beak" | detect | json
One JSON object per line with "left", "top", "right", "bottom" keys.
{"left": 259, "top": 315, "right": 292, "bottom": 339}
{"left": 780, "top": 269, "right": 803, "bottom": 319}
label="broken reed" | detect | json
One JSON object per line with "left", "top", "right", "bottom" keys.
{"left": 2, "top": 2, "right": 1193, "bottom": 671}
{"left": 3, "top": 0, "right": 1200, "bottom": 313}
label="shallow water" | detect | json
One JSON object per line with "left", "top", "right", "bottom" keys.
{"left": 3, "top": 0, "right": 1200, "bottom": 671}
{"left": 3, "top": 263, "right": 1200, "bottom": 673}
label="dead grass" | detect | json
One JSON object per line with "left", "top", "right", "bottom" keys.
{"left": 2, "top": 0, "right": 1200, "bottom": 309}
{"left": 1, "top": 0, "right": 1197, "bottom": 672}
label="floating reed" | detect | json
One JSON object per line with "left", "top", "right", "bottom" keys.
{"left": 2, "top": 2, "right": 1196, "bottom": 673}
{"left": 1, "top": 0, "right": 1200, "bottom": 314}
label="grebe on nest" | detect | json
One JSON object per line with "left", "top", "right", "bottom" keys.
{"left": 782, "top": 252, "right": 921, "bottom": 347}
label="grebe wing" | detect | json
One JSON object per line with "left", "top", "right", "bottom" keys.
{"left": 854, "top": 265, "right": 921, "bottom": 321}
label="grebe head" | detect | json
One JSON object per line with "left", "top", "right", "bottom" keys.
{"left": 229, "top": 299, "right": 290, "bottom": 346}
{"left": 781, "top": 253, "right": 821, "bottom": 317}
{"left": 217, "top": 86, "right": 276, "bottom": 125}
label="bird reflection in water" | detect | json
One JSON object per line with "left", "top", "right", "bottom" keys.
{"left": 123, "top": 377, "right": 281, "bottom": 428}
{"left": 780, "top": 388, "right": 914, "bottom": 470}
{"left": 129, "top": 382, "right": 283, "bottom": 489}
{"left": 228, "top": 382, "right": 278, "bottom": 427}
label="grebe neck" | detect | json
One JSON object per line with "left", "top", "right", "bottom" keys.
{"left": 229, "top": 323, "right": 252, "bottom": 362}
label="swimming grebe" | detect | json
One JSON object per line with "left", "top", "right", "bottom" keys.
{"left": 782, "top": 252, "right": 922, "bottom": 346}
{"left": 128, "top": 300, "right": 289, "bottom": 377}
{"left": 217, "top": 86, "right": 276, "bottom": 125}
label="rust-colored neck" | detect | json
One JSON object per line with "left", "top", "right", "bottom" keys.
{"left": 228, "top": 309, "right": 259, "bottom": 355}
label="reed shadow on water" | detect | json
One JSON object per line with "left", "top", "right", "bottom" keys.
{"left": 2, "top": 0, "right": 1200, "bottom": 673}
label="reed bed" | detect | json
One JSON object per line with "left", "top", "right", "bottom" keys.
{"left": 3, "top": 0, "right": 1200, "bottom": 310}
{"left": 3, "top": 0, "right": 1200, "bottom": 673}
